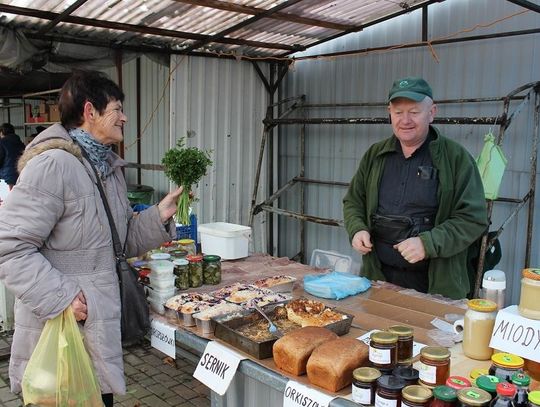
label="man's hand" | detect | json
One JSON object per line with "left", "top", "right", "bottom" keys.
{"left": 71, "top": 291, "right": 87, "bottom": 321}
{"left": 157, "top": 187, "right": 183, "bottom": 223}
{"left": 352, "top": 230, "right": 373, "bottom": 255}
{"left": 394, "top": 237, "right": 426, "bottom": 264}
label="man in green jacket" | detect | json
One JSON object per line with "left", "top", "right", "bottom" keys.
{"left": 343, "top": 77, "right": 488, "bottom": 299}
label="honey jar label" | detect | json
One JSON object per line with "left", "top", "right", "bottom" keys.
{"left": 369, "top": 346, "right": 391, "bottom": 364}
{"left": 418, "top": 362, "right": 437, "bottom": 384}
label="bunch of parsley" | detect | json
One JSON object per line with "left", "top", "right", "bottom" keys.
{"left": 162, "top": 139, "right": 213, "bottom": 225}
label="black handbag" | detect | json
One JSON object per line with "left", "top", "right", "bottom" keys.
{"left": 79, "top": 148, "right": 150, "bottom": 346}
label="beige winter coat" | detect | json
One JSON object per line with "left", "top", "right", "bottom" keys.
{"left": 0, "top": 124, "right": 174, "bottom": 394}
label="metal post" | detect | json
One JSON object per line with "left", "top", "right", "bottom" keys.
{"left": 525, "top": 85, "right": 539, "bottom": 266}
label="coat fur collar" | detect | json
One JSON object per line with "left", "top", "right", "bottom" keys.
{"left": 17, "top": 138, "right": 82, "bottom": 174}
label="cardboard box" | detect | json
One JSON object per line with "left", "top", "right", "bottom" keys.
{"left": 48, "top": 104, "right": 60, "bottom": 122}
{"left": 38, "top": 101, "right": 47, "bottom": 114}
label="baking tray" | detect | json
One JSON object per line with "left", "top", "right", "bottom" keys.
{"left": 212, "top": 304, "right": 354, "bottom": 359}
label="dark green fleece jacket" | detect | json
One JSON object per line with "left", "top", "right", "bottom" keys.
{"left": 343, "top": 126, "right": 488, "bottom": 299}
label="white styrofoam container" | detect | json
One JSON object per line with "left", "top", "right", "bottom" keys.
{"left": 198, "top": 222, "right": 251, "bottom": 260}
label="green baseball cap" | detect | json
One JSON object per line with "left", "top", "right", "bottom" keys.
{"left": 388, "top": 77, "right": 433, "bottom": 102}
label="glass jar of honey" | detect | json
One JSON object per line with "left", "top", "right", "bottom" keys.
{"left": 489, "top": 353, "right": 524, "bottom": 382}
{"left": 418, "top": 346, "right": 451, "bottom": 388}
{"left": 402, "top": 385, "right": 433, "bottom": 407}
{"left": 432, "top": 385, "right": 458, "bottom": 407}
{"left": 518, "top": 268, "right": 540, "bottom": 320}
{"left": 463, "top": 299, "right": 497, "bottom": 361}
{"left": 370, "top": 331, "right": 399, "bottom": 371}
{"left": 457, "top": 387, "right": 492, "bottom": 407}
{"left": 388, "top": 325, "right": 414, "bottom": 364}
{"left": 352, "top": 367, "right": 381, "bottom": 405}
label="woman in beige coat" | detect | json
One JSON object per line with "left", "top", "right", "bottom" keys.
{"left": 0, "top": 70, "right": 181, "bottom": 406}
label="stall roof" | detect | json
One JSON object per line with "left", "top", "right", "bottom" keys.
{"left": 0, "top": 0, "right": 445, "bottom": 59}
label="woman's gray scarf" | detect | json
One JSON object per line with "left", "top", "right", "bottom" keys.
{"left": 69, "top": 128, "right": 112, "bottom": 177}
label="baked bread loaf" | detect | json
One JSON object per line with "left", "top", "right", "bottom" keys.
{"left": 273, "top": 327, "right": 338, "bottom": 375}
{"left": 306, "top": 337, "right": 369, "bottom": 392}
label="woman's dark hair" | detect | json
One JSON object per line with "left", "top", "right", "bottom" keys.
{"left": 59, "top": 70, "right": 124, "bottom": 128}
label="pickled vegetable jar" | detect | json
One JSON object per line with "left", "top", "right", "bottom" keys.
{"left": 518, "top": 268, "right": 540, "bottom": 320}
{"left": 173, "top": 258, "right": 190, "bottom": 290}
{"left": 187, "top": 254, "right": 203, "bottom": 287}
{"left": 463, "top": 299, "right": 497, "bottom": 361}
{"left": 178, "top": 239, "right": 196, "bottom": 256}
{"left": 202, "top": 255, "right": 221, "bottom": 285}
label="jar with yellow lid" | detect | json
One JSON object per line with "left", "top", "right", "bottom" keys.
{"left": 178, "top": 239, "right": 196, "bottom": 256}
{"left": 352, "top": 367, "right": 381, "bottom": 405}
{"left": 470, "top": 368, "right": 489, "bottom": 386}
{"left": 388, "top": 325, "right": 414, "bottom": 364}
{"left": 418, "top": 346, "right": 451, "bottom": 388}
{"left": 402, "top": 385, "right": 433, "bottom": 407}
{"left": 457, "top": 387, "right": 492, "bottom": 407}
{"left": 463, "top": 299, "right": 497, "bottom": 361}
{"left": 489, "top": 353, "right": 524, "bottom": 382}
{"left": 528, "top": 391, "right": 540, "bottom": 407}
{"left": 518, "top": 268, "right": 540, "bottom": 320}
{"left": 370, "top": 331, "right": 398, "bottom": 371}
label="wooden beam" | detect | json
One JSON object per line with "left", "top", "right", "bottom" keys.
{"left": 36, "top": 0, "right": 89, "bottom": 35}
{"left": 171, "top": 0, "right": 355, "bottom": 31}
{"left": 0, "top": 4, "right": 297, "bottom": 51}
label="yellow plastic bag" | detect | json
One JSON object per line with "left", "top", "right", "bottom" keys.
{"left": 476, "top": 132, "right": 507, "bottom": 200}
{"left": 22, "top": 307, "right": 102, "bottom": 407}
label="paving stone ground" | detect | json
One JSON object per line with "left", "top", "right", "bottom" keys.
{"left": 0, "top": 331, "right": 210, "bottom": 407}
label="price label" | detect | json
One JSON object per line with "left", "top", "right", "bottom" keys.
{"left": 283, "top": 380, "right": 335, "bottom": 407}
{"left": 150, "top": 318, "right": 176, "bottom": 359}
{"left": 193, "top": 341, "right": 245, "bottom": 395}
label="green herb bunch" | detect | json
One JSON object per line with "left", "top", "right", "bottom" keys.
{"left": 162, "top": 139, "right": 213, "bottom": 225}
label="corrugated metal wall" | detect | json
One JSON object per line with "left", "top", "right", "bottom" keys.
{"left": 169, "top": 55, "right": 269, "bottom": 252}
{"left": 278, "top": 0, "right": 540, "bottom": 305}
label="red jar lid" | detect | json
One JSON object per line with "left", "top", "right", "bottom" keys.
{"left": 496, "top": 382, "right": 516, "bottom": 397}
{"left": 139, "top": 269, "right": 150, "bottom": 279}
{"left": 186, "top": 254, "right": 203, "bottom": 262}
{"left": 446, "top": 376, "right": 472, "bottom": 390}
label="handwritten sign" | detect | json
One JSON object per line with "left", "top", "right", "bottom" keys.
{"left": 357, "top": 330, "right": 426, "bottom": 357}
{"left": 489, "top": 305, "right": 540, "bottom": 362}
{"left": 193, "top": 341, "right": 245, "bottom": 395}
{"left": 283, "top": 380, "right": 335, "bottom": 407}
{"left": 150, "top": 318, "right": 176, "bottom": 358}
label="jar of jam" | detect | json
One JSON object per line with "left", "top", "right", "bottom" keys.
{"left": 446, "top": 376, "right": 472, "bottom": 391}
{"left": 476, "top": 375, "right": 501, "bottom": 398}
{"left": 518, "top": 268, "right": 540, "bottom": 320}
{"left": 352, "top": 367, "right": 382, "bottom": 405}
{"left": 489, "top": 353, "right": 524, "bottom": 381}
{"left": 202, "top": 255, "right": 221, "bottom": 285}
{"left": 490, "top": 382, "right": 516, "bottom": 407}
{"left": 463, "top": 299, "right": 497, "bottom": 361}
{"left": 402, "top": 385, "right": 432, "bottom": 407}
{"left": 418, "top": 346, "right": 451, "bottom": 388}
{"left": 510, "top": 373, "right": 530, "bottom": 407}
{"left": 178, "top": 238, "right": 196, "bottom": 256}
{"left": 186, "top": 254, "right": 203, "bottom": 287}
{"left": 457, "top": 387, "right": 492, "bottom": 407}
{"left": 528, "top": 391, "right": 540, "bottom": 407}
{"left": 432, "top": 385, "right": 458, "bottom": 407}
{"left": 370, "top": 331, "right": 398, "bottom": 371}
{"left": 173, "top": 259, "right": 190, "bottom": 290}
{"left": 375, "top": 375, "right": 407, "bottom": 407}
{"left": 388, "top": 325, "right": 414, "bottom": 364}
{"left": 393, "top": 366, "right": 419, "bottom": 386}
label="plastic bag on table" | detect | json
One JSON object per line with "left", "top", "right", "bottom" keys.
{"left": 22, "top": 307, "right": 102, "bottom": 407}
{"left": 303, "top": 271, "right": 371, "bottom": 300}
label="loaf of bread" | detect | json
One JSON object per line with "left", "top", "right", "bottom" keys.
{"left": 306, "top": 337, "right": 369, "bottom": 392}
{"left": 273, "top": 326, "right": 338, "bottom": 375}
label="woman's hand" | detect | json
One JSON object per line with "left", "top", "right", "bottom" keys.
{"left": 157, "top": 187, "right": 183, "bottom": 223}
{"left": 71, "top": 291, "right": 88, "bottom": 321}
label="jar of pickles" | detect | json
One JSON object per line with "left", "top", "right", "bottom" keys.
{"left": 432, "top": 385, "right": 458, "bottom": 407}
{"left": 202, "top": 255, "right": 221, "bottom": 285}
{"left": 352, "top": 367, "right": 381, "bottom": 405}
{"left": 173, "top": 259, "right": 190, "bottom": 290}
{"left": 178, "top": 239, "right": 196, "bottom": 256}
{"left": 388, "top": 325, "right": 414, "bottom": 364}
{"left": 463, "top": 299, "right": 497, "bottom": 361}
{"left": 489, "top": 353, "right": 524, "bottom": 382}
{"left": 418, "top": 347, "right": 451, "bottom": 388}
{"left": 457, "top": 387, "right": 492, "bottom": 407}
{"left": 186, "top": 254, "right": 203, "bottom": 287}
{"left": 518, "top": 268, "right": 540, "bottom": 320}
{"left": 170, "top": 249, "right": 188, "bottom": 260}
{"left": 370, "top": 331, "right": 398, "bottom": 371}
{"left": 402, "top": 385, "right": 433, "bottom": 407}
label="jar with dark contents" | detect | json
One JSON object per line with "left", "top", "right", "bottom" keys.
{"left": 202, "top": 255, "right": 221, "bottom": 285}
{"left": 393, "top": 366, "right": 419, "bottom": 386}
{"left": 446, "top": 376, "right": 472, "bottom": 391}
{"left": 510, "top": 373, "right": 529, "bottom": 407}
{"left": 457, "top": 387, "right": 492, "bottom": 407}
{"left": 173, "top": 259, "right": 190, "bottom": 290}
{"left": 352, "top": 367, "right": 381, "bottom": 405}
{"left": 489, "top": 353, "right": 524, "bottom": 382}
{"left": 432, "top": 385, "right": 458, "bottom": 407}
{"left": 490, "top": 382, "right": 517, "bottom": 407}
{"left": 476, "top": 375, "right": 502, "bottom": 399}
{"left": 375, "top": 375, "right": 407, "bottom": 407}
{"left": 418, "top": 346, "right": 451, "bottom": 388}
{"left": 401, "top": 385, "right": 432, "bottom": 407}
{"left": 370, "top": 331, "right": 398, "bottom": 372}
{"left": 186, "top": 254, "right": 203, "bottom": 287}
{"left": 388, "top": 325, "right": 414, "bottom": 364}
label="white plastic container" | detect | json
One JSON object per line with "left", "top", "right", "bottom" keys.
{"left": 149, "top": 273, "right": 176, "bottom": 290}
{"left": 150, "top": 260, "right": 174, "bottom": 277}
{"left": 480, "top": 269, "right": 506, "bottom": 310}
{"left": 198, "top": 222, "right": 251, "bottom": 260}
{"left": 309, "top": 249, "right": 353, "bottom": 273}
